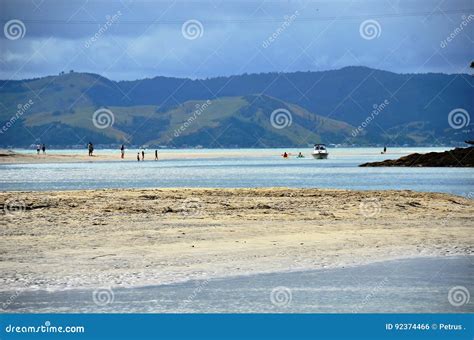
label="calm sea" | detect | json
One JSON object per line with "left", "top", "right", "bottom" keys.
{"left": 1, "top": 147, "right": 473, "bottom": 196}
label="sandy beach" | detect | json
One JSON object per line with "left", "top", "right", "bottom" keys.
{"left": 0, "top": 149, "right": 272, "bottom": 163}
{"left": 1, "top": 188, "right": 472, "bottom": 292}
{"left": 0, "top": 148, "right": 436, "bottom": 164}
{"left": 0, "top": 149, "right": 292, "bottom": 164}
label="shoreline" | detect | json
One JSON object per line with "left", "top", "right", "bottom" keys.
{"left": 0, "top": 149, "right": 263, "bottom": 164}
{"left": 3, "top": 253, "right": 464, "bottom": 294}
{"left": 2, "top": 256, "right": 472, "bottom": 313}
{"left": 0, "top": 147, "right": 453, "bottom": 165}
{"left": 1, "top": 187, "right": 472, "bottom": 292}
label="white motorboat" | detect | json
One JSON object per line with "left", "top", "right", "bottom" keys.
{"left": 311, "top": 144, "right": 328, "bottom": 159}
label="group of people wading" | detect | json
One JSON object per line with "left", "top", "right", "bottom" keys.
{"left": 136, "top": 148, "right": 159, "bottom": 162}
{"left": 87, "top": 143, "right": 159, "bottom": 161}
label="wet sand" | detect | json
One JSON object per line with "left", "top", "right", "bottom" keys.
{"left": 0, "top": 188, "right": 472, "bottom": 292}
{"left": 2, "top": 256, "right": 472, "bottom": 313}
{"left": 0, "top": 148, "right": 426, "bottom": 164}
{"left": 0, "top": 149, "right": 270, "bottom": 163}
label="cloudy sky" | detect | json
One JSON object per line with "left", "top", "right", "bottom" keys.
{"left": 0, "top": 0, "right": 473, "bottom": 80}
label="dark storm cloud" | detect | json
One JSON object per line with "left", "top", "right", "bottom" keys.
{"left": 1, "top": 0, "right": 473, "bottom": 80}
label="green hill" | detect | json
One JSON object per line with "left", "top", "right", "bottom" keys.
{"left": 2, "top": 93, "right": 357, "bottom": 147}
{"left": 0, "top": 67, "right": 471, "bottom": 147}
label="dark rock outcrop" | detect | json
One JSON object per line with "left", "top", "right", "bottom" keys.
{"left": 360, "top": 147, "right": 474, "bottom": 167}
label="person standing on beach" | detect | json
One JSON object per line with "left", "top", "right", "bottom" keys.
{"left": 88, "top": 142, "right": 94, "bottom": 156}
{"left": 36, "top": 144, "right": 40, "bottom": 155}
{"left": 120, "top": 144, "right": 125, "bottom": 159}
{"left": 155, "top": 150, "right": 158, "bottom": 161}
{"left": 141, "top": 150, "right": 145, "bottom": 161}
{"left": 137, "top": 152, "right": 140, "bottom": 162}
{"left": 41, "top": 144, "right": 46, "bottom": 154}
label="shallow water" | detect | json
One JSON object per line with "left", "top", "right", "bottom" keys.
{"left": 1, "top": 147, "right": 473, "bottom": 196}
{"left": 2, "top": 256, "right": 472, "bottom": 313}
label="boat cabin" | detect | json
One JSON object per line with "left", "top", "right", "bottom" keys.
{"left": 314, "top": 144, "right": 327, "bottom": 151}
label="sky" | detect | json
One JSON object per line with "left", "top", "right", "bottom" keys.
{"left": 0, "top": 0, "right": 473, "bottom": 80}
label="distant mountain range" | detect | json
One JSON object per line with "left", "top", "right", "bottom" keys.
{"left": 0, "top": 66, "right": 472, "bottom": 147}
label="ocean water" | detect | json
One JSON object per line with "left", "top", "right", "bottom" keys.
{"left": 2, "top": 256, "right": 472, "bottom": 313}
{"left": 1, "top": 147, "right": 473, "bottom": 196}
